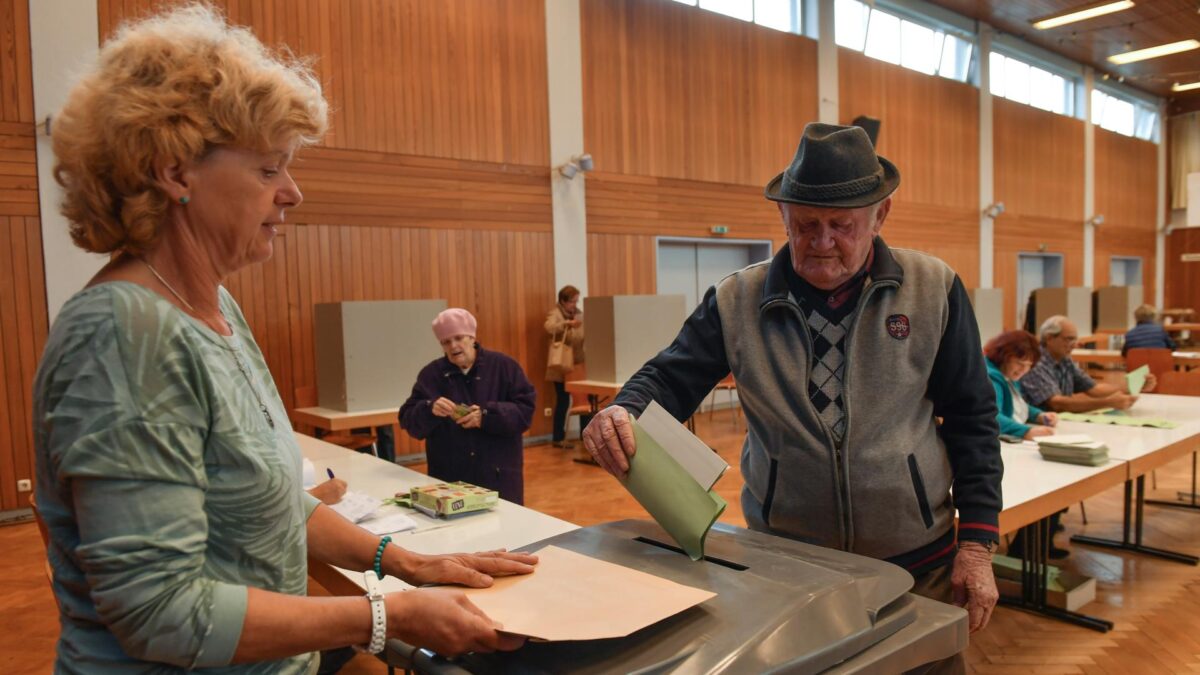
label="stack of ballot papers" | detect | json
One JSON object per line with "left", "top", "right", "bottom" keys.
{"left": 1036, "top": 434, "right": 1109, "bottom": 466}
{"left": 623, "top": 401, "right": 729, "bottom": 561}
{"left": 330, "top": 490, "right": 418, "bottom": 535}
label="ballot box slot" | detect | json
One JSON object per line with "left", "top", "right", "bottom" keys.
{"left": 633, "top": 536, "right": 748, "bottom": 571}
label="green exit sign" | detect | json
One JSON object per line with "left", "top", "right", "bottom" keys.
{"left": 710, "top": 225, "right": 729, "bottom": 235}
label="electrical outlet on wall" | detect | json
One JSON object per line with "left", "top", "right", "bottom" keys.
{"left": 543, "top": 407, "right": 552, "bottom": 417}
{"left": 17, "top": 479, "right": 31, "bottom": 492}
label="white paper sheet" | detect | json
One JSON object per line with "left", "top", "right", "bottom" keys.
{"left": 637, "top": 400, "right": 728, "bottom": 490}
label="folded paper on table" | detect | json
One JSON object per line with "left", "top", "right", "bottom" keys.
{"left": 358, "top": 506, "right": 417, "bottom": 535}
{"left": 624, "top": 419, "right": 726, "bottom": 561}
{"left": 1126, "top": 365, "right": 1150, "bottom": 397}
{"left": 461, "top": 545, "right": 715, "bottom": 641}
{"left": 1057, "top": 412, "right": 1178, "bottom": 429}
{"left": 329, "top": 490, "right": 381, "bottom": 523}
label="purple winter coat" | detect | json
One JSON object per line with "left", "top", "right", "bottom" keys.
{"left": 398, "top": 346, "right": 535, "bottom": 504}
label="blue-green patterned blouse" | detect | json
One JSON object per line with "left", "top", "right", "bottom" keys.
{"left": 34, "top": 281, "right": 320, "bottom": 674}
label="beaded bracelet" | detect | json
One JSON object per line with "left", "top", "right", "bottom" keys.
{"left": 373, "top": 535, "right": 392, "bottom": 579}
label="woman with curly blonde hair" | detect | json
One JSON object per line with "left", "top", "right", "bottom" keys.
{"left": 34, "top": 6, "right": 533, "bottom": 672}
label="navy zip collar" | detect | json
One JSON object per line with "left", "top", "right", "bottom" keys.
{"left": 759, "top": 236, "right": 904, "bottom": 313}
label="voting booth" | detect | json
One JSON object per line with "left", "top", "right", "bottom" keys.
{"left": 406, "top": 520, "right": 968, "bottom": 674}
{"left": 585, "top": 295, "right": 688, "bottom": 383}
{"left": 968, "top": 288, "right": 1004, "bottom": 344}
{"left": 1032, "top": 287, "right": 1092, "bottom": 336}
{"left": 314, "top": 299, "right": 446, "bottom": 411}
{"left": 1093, "top": 286, "right": 1143, "bottom": 333}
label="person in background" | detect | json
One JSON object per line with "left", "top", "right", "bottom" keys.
{"left": 545, "top": 285, "right": 585, "bottom": 448}
{"left": 33, "top": 7, "right": 535, "bottom": 672}
{"left": 984, "top": 330, "right": 1058, "bottom": 440}
{"left": 1020, "top": 315, "right": 1155, "bottom": 413}
{"left": 1122, "top": 304, "right": 1176, "bottom": 355}
{"left": 399, "top": 309, "right": 536, "bottom": 504}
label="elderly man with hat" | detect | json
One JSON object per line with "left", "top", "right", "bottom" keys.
{"left": 399, "top": 308, "right": 536, "bottom": 504}
{"left": 583, "top": 124, "right": 1003, "bottom": 658}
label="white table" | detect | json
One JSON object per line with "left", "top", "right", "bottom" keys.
{"left": 1050, "top": 395, "right": 1200, "bottom": 566}
{"left": 296, "top": 432, "right": 577, "bottom": 596}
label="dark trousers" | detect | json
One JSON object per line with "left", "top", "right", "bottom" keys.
{"left": 552, "top": 381, "right": 571, "bottom": 442}
{"left": 349, "top": 425, "right": 396, "bottom": 463}
{"left": 905, "top": 563, "right": 967, "bottom": 675}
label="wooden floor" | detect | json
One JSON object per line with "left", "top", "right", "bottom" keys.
{"left": 6, "top": 407, "right": 1200, "bottom": 674}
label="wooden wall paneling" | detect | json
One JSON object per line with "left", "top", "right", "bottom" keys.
{"left": 838, "top": 48, "right": 979, "bottom": 212}
{"left": 993, "top": 98, "right": 1085, "bottom": 222}
{"left": 1095, "top": 227, "right": 1157, "bottom": 304}
{"left": 994, "top": 215, "right": 1085, "bottom": 331}
{"left": 582, "top": 0, "right": 818, "bottom": 186}
{"left": 585, "top": 172, "right": 782, "bottom": 239}
{"left": 1165, "top": 228, "right": 1200, "bottom": 313}
{"left": 587, "top": 233, "right": 658, "bottom": 298}
{"left": 0, "top": 0, "right": 33, "bottom": 124}
{"left": 0, "top": 125, "right": 38, "bottom": 217}
{"left": 0, "top": 0, "right": 43, "bottom": 512}
{"left": 1095, "top": 130, "right": 1157, "bottom": 231}
{"left": 883, "top": 204, "right": 981, "bottom": 289}
{"left": 98, "top": 0, "right": 550, "bottom": 165}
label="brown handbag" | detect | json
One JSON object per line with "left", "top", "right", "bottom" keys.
{"left": 548, "top": 329, "right": 575, "bottom": 374}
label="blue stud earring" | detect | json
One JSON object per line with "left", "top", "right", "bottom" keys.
{"left": 179, "top": 196, "right": 190, "bottom": 205}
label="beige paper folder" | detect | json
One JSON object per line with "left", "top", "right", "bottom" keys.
{"left": 461, "top": 545, "right": 716, "bottom": 641}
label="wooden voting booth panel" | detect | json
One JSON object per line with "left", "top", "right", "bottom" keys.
{"left": 1094, "top": 286, "right": 1143, "bottom": 333}
{"left": 968, "top": 288, "right": 1003, "bottom": 344}
{"left": 586, "top": 295, "right": 688, "bottom": 383}
{"left": 314, "top": 299, "right": 446, "bottom": 412}
{"left": 1034, "top": 287, "right": 1092, "bottom": 335}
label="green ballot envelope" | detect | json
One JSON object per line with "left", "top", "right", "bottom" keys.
{"left": 452, "top": 404, "right": 471, "bottom": 419}
{"left": 622, "top": 420, "right": 727, "bottom": 561}
{"left": 1126, "top": 365, "right": 1150, "bottom": 397}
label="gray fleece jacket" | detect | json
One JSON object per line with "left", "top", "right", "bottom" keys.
{"left": 614, "top": 238, "right": 1003, "bottom": 572}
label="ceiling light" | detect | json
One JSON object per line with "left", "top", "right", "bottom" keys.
{"left": 1108, "top": 39, "right": 1200, "bottom": 64}
{"left": 1032, "top": 1, "right": 1135, "bottom": 30}
{"left": 1173, "top": 81, "right": 1200, "bottom": 92}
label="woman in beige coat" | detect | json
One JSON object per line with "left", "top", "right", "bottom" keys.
{"left": 545, "top": 285, "right": 585, "bottom": 447}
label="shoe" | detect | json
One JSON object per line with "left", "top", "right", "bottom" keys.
{"left": 551, "top": 440, "right": 574, "bottom": 449}
{"left": 1048, "top": 545, "right": 1070, "bottom": 559}
{"left": 1053, "top": 521, "right": 1065, "bottom": 533}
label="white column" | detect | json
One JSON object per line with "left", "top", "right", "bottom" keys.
{"left": 1155, "top": 101, "right": 1167, "bottom": 308}
{"left": 977, "top": 24, "right": 994, "bottom": 289}
{"left": 1082, "top": 67, "right": 1096, "bottom": 288}
{"left": 816, "top": 0, "right": 838, "bottom": 123}
{"left": 30, "top": 0, "right": 104, "bottom": 324}
{"left": 544, "top": 0, "right": 589, "bottom": 299}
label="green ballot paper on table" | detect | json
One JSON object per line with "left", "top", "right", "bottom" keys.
{"left": 621, "top": 401, "right": 728, "bottom": 561}
{"left": 1126, "top": 365, "right": 1150, "bottom": 397}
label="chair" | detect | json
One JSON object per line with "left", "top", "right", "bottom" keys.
{"left": 322, "top": 432, "right": 380, "bottom": 457}
{"left": 1125, "top": 348, "right": 1175, "bottom": 379}
{"left": 1156, "top": 371, "right": 1200, "bottom": 396}
{"left": 706, "top": 374, "right": 740, "bottom": 429}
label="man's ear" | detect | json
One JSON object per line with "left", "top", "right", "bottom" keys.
{"left": 872, "top": 196, "right": 892, "bottom": 233}
{"left": 153, "top": 158, "right": 190, "bottom": 203}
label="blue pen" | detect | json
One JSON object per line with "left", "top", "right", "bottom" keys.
{"left": 326, "top": 468, "right": 335, "bottom": 480}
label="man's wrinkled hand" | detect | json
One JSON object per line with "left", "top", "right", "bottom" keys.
{"left": 951, "top": 541, "right": 999, "bottom": 633}
{"left": 581, "top": 406, "right": 638, "bottom": 478}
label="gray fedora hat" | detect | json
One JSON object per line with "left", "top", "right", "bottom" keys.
{"left": 764, "top": 123, "right": 900, "bottom": 208}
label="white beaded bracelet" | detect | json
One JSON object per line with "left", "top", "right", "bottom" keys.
{"left": 362, "top": 570, "right": 387, "bottom": 655}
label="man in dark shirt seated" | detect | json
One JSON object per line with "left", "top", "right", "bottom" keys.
{"left": 1122, "top": 304, "right": 1176, "bottom": 355}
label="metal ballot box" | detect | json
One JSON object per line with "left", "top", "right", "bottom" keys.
{"left": 405, "top": 520, "right": 967, "bottom": 674}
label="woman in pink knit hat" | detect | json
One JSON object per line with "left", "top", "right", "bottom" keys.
{"left": 399, "top": 308, "right": 536, "bottom": 503}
